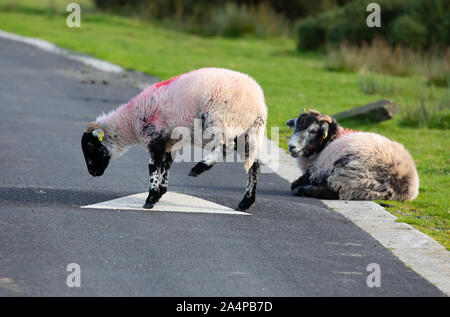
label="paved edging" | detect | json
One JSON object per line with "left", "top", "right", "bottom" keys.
{"left": 322, "top": 200, "right": 450, "bottom": 295}
{"left": 0, "top": 30, "right": 123, "bottom": 73}
{"left": 2, "top": 29, "right": 448, "bottom": 295}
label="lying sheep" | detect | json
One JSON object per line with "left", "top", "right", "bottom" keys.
{"left": 81, "top": 67, "right": 267, "bottom": 210}
{"left": 286, "top": 110, "right": 419, "bottom": 201}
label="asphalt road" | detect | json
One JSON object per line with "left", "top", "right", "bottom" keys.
{"left": 0, "top": 37, "right": 444, "bottom": 296}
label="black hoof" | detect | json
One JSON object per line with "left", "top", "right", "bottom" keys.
{"left": 237, "top": 198, "right": 254, "bottom": 211}
{"left": 143, "top": 202, "right": 155, "bottom": 209}
{"left": 291, "top": 179, "right": 305, "bottom": 191}
{"left": 188, "top": 170, "right": 199, "bottom": 177}
{"left": 189, "top": 162, "right": 212, "bottom": 177}
{"left": 145, "top": 187, "right": 162, "bottom": 206}
{"left": 292, "top": 186, "right": 305, "bottom": 196}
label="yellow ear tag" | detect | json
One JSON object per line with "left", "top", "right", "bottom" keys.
{"left": 98, "top": 130, "right": 104, "bottom": 142}
{"left": 93, "top": 129, "right": 104, "bottom": 142}
{"left": 323, "top": 131, "right": 328, "bottom": 139}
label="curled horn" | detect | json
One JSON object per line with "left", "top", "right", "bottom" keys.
{"left": 86, "top": 122, "right": 102, "bottom": 133}
{"left": 86, "top": 122, "right": 104, "bottom": 141}
{"left": 318, "top": 114, "right": 332, "bottom": 124}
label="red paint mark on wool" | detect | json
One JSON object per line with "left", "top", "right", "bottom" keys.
{"left": 338, "top": 128, "right": 361, "bottom": 138}
{"left": 119, "top": 75, "right": 181, "bottom": 126}
{"left": 153, "top": 75, "right": 180, "bottom": 89}
{"left": 145, "top": 113, "right": 159, "bottom": 125}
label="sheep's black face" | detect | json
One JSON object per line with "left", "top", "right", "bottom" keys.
{"left": 286, "top": 111, "right": 337, "bottom": 158}
{"left": 81, "top": 132, "right": 111, "bottom": 177}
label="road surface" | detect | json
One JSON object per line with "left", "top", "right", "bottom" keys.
{"left": 0, "top": 37, "right": 443, "bottom": 296}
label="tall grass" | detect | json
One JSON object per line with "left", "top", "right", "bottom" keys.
{"left": 202, "top": 2, "right": 290, "bottom": 38}
{"left": 359, "top": 75, "right": 399, "bottom": 96}
{"left": 421, "top": 51, "right": 450, "bottom": 87}
{"left": 112, "top": 1, "right": 291, "bottom": 38}
{"left": 325, "top": 39, "right": 450, "bottom": 86}
{"left": 399, "top": 86, "right": 450, "bottom": 129}
{"left": 357, "top": 74, "right": 449, "bottom": 129}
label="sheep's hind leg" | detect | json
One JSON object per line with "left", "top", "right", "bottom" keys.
{"left": 188, "top": 161, "right": 213, "bottom": 177}
{"left": 237, "top": 160, "right": 260, "bottom": 211}
{"left": 188, "top": 137, "right": 230, "bottom": 177}
{"left": 293, "top": 184, "right": 339, "bottom": 199}
{"left": 341, "top": 189, "right": 391, "bottom": 201}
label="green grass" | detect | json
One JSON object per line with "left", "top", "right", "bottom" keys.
{"left": 0, "top": 1, "right": 448, "bottom": 249}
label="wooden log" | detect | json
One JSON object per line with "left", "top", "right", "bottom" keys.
{"left": 333, "top": 99, "right": 399, "bottom": 123}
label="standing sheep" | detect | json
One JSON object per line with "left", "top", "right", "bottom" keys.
{"left": 81, "top": 67, "right": 267, "bottom": 211}
{"left": 286, "top": 110, "right": 419, "bottom": 201}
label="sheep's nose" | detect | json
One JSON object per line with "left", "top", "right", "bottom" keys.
{"left": 288, "top": 144, "right": 295, "bottom": 153}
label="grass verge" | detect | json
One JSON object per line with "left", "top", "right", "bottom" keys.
{"left": 325, "top": 39, "right": 450, "bottom": 87}
{"left": 0, "top": 1, "right": 448, "bottom": 249}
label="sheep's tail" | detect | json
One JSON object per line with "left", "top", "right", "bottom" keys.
{"left": 242, "top": 115, "right": 266, "bottom": 172}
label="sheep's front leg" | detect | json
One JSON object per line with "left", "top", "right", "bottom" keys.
{"left": 293, "top": 184, "right": 339, "bottom": 199}
{"left": 144, "top": 139, "right": 167, "bottom": 209}
{"left": 291, "top": 170, "right": 311, "bottom": 192}
{"left": 157, "top": 152, "right": 173, "bottom": 200}
{"left": 143, "top": 161, "right": 161, "bottom": 209}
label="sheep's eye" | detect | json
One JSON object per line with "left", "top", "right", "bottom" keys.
{"left": 310, "top": 130, "right": 318, "bottom": 134}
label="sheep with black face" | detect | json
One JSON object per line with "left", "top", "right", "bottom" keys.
{"left": 81, "top": 122, "right": 111, "bottom": 177}
{"left": 81, "top": 67, "right": 267, "bottom": 211}
{"left": 286, "top": 110, "right": 419, "bottom": 201}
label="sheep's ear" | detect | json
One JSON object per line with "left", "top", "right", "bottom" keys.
{"left": 320, "top": 122, "right": 329, "bottom": 140}
{"left": 286, "top": 119, "right": 296, "bottom": 129}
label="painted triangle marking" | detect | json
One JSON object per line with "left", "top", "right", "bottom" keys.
{"left": 81, "top": 191, "right": 250, "bottom": 215}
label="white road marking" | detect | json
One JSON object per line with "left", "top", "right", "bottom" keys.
{"left": 82, "top": 191, "right": 250, "bottom": 215}
{"left": 333, "top": 271, "right": 364, "bottom": 275}
{"left": 2, "top": 29, "right": 447, "bottom": 294}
